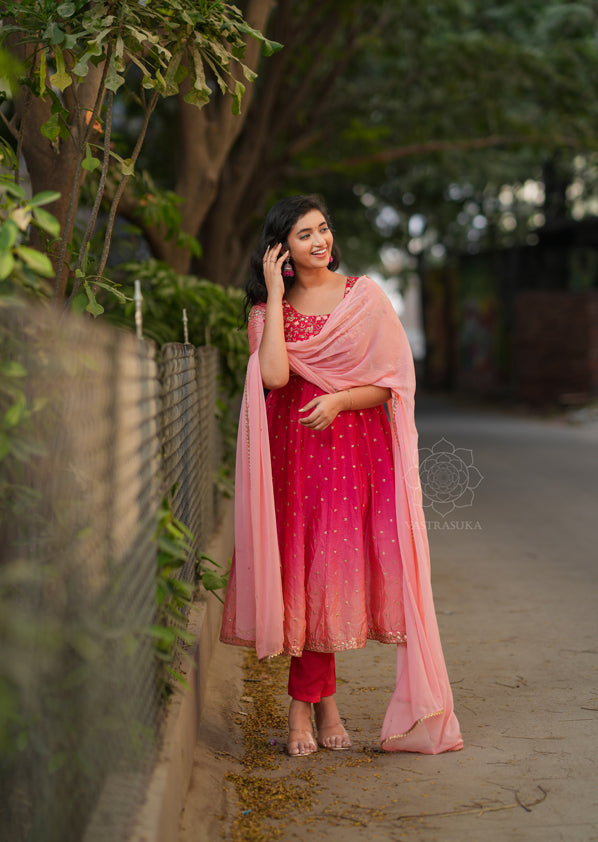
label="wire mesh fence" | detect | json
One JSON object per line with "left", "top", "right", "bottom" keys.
{"left": 0, "top": 302, "right": 222, "bottom": 842}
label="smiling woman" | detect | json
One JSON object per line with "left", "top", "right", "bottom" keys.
{"left": 220, "top": 194, "right": 463, "bottom": 759}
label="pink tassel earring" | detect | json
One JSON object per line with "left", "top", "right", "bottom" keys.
{"left": 283, "top": 256, "right": 295, "bottom": 278}
{"left": 328, "top": 255, "right": 334, "bottom": 264}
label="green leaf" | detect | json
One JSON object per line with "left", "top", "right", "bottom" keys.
{"left": 40, "top": 113, "right": 62, "bottom": 142}
{"left": 70, "top": 292, "right": 87, "bottom": 315}
{"left": 242, "top": 64, "right": 258, "bottom": 83}
{"left": 5, "top": 394, "right": 26, "bottom": 428}
{"left": 120, "top": 158, "right": 134, "bottom": 177}
{"left": 1, "top": 182, "right": 26, "bottom": 200}
{"left": 81, "top": 142, "right": 101, "bottom": 172}
{"left": 32, "top": 207, "right": 60, "bottom": 238}
{"left": 165, "top": 667, "right": 190, "bottom": 689}
{"left": 148, "top": 625, "right": 177, "bottom": 645}
{"left": 84, "top": 283, "right": 104, "bottom": 317}
{"left": 231, "top": 80, "right": 245, "bottom": 116}
{"left": 202, "top": 569, "right": 228, "bottom": 591}
{"left": 12, "top": 208, "right": 31, "bottom": 231}
{"left": 157, "top": 534, "right": 187, "bottom": 560}
{"left": 155, "top": 68, "right": 166, "bottom": 93}
{"left": 49, "top": 47, "right": 72, "bottom": 91}
{"left": 38, "top": 48, "right": 47, "bottom": 98}
{"left": 15, "top": 246, "right": 54, "bottom": 278}
{"left": 109, "top": 150, "right": 134, "bottom": 176}
{"left": 0, "top": 361, "right": 26, "bottom": 377}
{"left": 56, "top": 2, "right": 76, "bottom": 17}
{"left": 28, "top": 191, "right": 61, "bottom": 207}
{"left": 79, "top": 241, "right": 90, "bottom": 274}
{"left": 0, "top": 252, "right": 15, "bottom": 280}
{"left": 92, "top": 279, "right": 128, "bottom": 302}
{"left": 261, "top": 38, "right": 284, "bottom": 57}
{"left": 72, "top": 48, "right": 100, "bottom": 79}
{"left": 0, "top": 220, "right": 18, "bottom": 250}
{"left": 44, "top": 22, "right": 65, "bottom": 46}
{"left": 105, "top": 56, "right": 125, "bottom": 93}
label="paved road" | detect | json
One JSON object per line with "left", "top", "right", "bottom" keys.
{"left": 180, "top": 396, "right": 598, "bottom": 842}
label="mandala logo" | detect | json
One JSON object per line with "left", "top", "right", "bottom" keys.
{"left": 407, "top": 437, "right": 483, "bottom": 517}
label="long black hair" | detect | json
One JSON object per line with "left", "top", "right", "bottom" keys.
{"left": 243, "top": 194, "right": 341, "bottom": 319}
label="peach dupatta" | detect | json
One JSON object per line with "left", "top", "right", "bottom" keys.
{"left": 231, "top": 276, "right": 463, "bottom": 754}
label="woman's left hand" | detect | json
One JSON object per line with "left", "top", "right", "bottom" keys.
{"left": 298, "top": 393, "right": 347, "bottom": 431}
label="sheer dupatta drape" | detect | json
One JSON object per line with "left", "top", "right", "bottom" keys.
{"left": 229, "top": 276, "right": 463, "bottom": 754}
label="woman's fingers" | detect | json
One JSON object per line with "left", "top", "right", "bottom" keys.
{"left": 262, "top": 243, "right": 288, "bottom": 265}
{"left": 299, "top": 408, "right": 319, "bottom": 424}
{"left": 298, "top": 394, "right": 343, "bottom": 431}
{"left": 298, "top": 398, "right": 318, "bottom": 413}
{"left": 299, "top": 416, "right": 329, "bottom": 430}
{"left": 262, "top": 244, "right": 289, "bottom": 297}
{"left": 298, "top": 402, "right": 331, "bottom": 430}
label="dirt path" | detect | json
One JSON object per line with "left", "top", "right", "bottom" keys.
{"left": 179, "top": 399, "right": 598, "bottom": 842}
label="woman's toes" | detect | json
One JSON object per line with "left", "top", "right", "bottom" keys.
{"left": 317, "top": 725, "right": 352, "bottom": 750}
{"left": 287, "top": 729, "right": 317, "bottom": 756}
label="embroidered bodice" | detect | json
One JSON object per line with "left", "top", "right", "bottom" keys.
{"left": 282, "top": 277, "right": 358, "bottom": 342}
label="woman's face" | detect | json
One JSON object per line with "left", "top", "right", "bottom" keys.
{"left": 286, "top": 209, "right": 334, "bottom": 273}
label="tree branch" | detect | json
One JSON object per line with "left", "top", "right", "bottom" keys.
{"left": 96, "top": 90, "right": 160, "bottom": 280}
{"left": 70, "top": 90, "right": 114, "bottom": 299}
{"left": 0, "top": 107, "right": 19, "bottom": 140}
{"left": 54, "top": 48, "right": 112, "bottom": 300}
{"left": 293, "top": 134, "right": 582, "bottom": 177}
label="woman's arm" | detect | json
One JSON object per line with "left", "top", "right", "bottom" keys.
{"left": 258, "top": 244, "right": 290, "bottom": 389}
{"left": 298, "top": 385, "right": 391, "bottom": 431}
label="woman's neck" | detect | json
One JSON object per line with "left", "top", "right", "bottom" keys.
{"left": 292, "top": 268, "right": 333, "bottom": 290}
{"left": 285, "top": 271, "right": 347, "bottom": 315}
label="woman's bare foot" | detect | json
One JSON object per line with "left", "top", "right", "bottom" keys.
{"left": 286, "top": 699, "right": 317, "bottom": 756}
{"left": 314, "top": 695, "right": 352, "bottom": 750}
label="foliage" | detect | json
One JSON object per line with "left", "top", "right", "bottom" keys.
{"left": 149, "top": 492, "right": 196, "bottom": 695}
{"left": 0, "top": 309, "right": 47, "bottom": 522}
{"left": 2, "top": 0, "right": 280, "bottom": 113}
{"left": 0, "top": 141, "right": 59, "bottom": 299}
{"left": 0, "top": 0, "right": 280, "bottom": 301}
{"left": 162, "top": 0, "right": 598, "bottom": 285}
{"left": 0, "top": 301, "right": 45, "bottom": 764}
{"left": 149, "top": 493, "right": 230, "bottom": 697}
{"left": 289, "top": 0, "right": 598, "bottom": 269}
{"left": 106, "top": 258, "right": 249, "bottom": 398}
{"left": 4, "top": 1, "right": 598, "bottom": 287}
{"left": 198, "top": 552, "right": 230, "bottom": 604}
{"left": 130, "top": 169, "right": 203, "bottom": 259}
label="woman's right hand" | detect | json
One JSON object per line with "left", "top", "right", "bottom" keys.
{"left": 262, "top": 244, "right": 289, "bottom": 300}
{"left": 259, "top": 243, "right": 290, "bottom": 388}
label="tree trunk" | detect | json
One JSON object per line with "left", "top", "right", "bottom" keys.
{"left": 152, "top": 0, "right": 276, "bottom": 274}
{"left": 196, "top": 0, "right": 365, "bottom": 286}
{"left": 10, "top": 54, "right": 105, "bottom": 301}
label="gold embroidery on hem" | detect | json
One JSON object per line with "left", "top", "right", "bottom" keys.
{"left": 261, "top": 649, "right": 285, "bottom": 662}
{"left": 219, "top": 633, "right": 285, "bottom": 661}
{"left": 381, "top": 709, "right": 444, "bottom": 744}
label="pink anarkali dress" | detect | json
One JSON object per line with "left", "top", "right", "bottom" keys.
{"left": 262, "top": 277, "right": 406, "bottom": 656}
{"left": 220, "top": 274, "right": 463, "bottom": 754}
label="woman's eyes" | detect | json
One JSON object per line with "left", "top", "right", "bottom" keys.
{"left": 299, "top": 227, "right": 329, "bottom": 240}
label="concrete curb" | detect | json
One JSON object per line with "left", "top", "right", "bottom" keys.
{"left": 130, "top": 499, "right": 234, "bottom": 842}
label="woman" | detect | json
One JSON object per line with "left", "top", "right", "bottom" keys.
{"left": 220, "top": 195, "right": 463, "bottom": 757}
